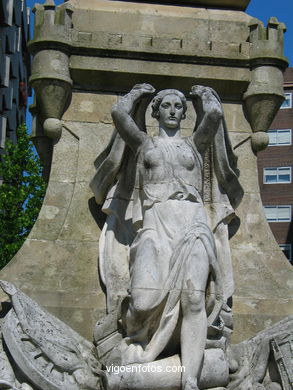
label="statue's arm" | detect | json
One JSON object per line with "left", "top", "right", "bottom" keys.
{"left": 111, "top": 84, "right": 155, "bottom": 151}
{"left": 190, "top": 86, "right": 223, "bottom": 155}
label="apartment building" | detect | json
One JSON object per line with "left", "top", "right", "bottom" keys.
{"left": 0, "top": 0, "right": 30, "bottom": 156}
{"left": 258, "top": 67, "right": 293, "bottom": 263}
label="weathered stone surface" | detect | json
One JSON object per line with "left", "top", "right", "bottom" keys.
{"left": 1, "top": 280, "right": 290, "bottom": 390}
{"left": 70, "top": 55, "right": 250, "bottom": 100}
{"left": 30, "top": 181, "right": 75, "bottom": 241}
{"left": 49, "top": 125, "right": 79, "bottom": 182}
{"left": 62, "top": 121, "right": 114, "bottom": 182}
{"left": 244, "top": 20, "right": 288, "bottom": 133}
{"left": 70, "top": 1, "right": 251, "bottom": 42}
{"left": 0, "top": 102, "right": 116, "bottom": 339}
{"left": 63, "top": 93, "right": 117, "bottom": 124}
{"left": 58, "top": 182, "right": 101, "bottom": 241}
{"left": 0, "top": 281, "right": 101, "bottom": 389}
{"left": 251, "top": 131, "right": 270, "bottom": 152}
{"left": 0, "top": 239, "right": 105, "bottom": 340}
{"left": 116, "top": 0, "right": 251, "bottom": 10}
{"left": 43, "top": 117, "right": 63, "bottom": 139}
{"left": 30, "top": 51, "right": 73, "bottom": 127}
{"left": 233, "top": 138, "right": 261, "bottom": 192}
{"left": 0, "top": 0, "right": 291, "bottom": 359}
{"left": 222, "top": 103, "right": 251, "bottom": 134}
{"left": 230, "top": 191, "right": 293, "bottom": 342}
{"left": 232, "top": 247, "right": 293, "bottom": 299}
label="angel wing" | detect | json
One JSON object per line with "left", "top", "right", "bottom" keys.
{"left": 0, "top": 281, "right": 101, "bottom": 390}
{"left": 90, "top": 90, "right": 153, "bottom": 314}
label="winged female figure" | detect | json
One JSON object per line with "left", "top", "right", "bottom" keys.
{"left": 90, "top": 84, "right": 243, "bottom": 390}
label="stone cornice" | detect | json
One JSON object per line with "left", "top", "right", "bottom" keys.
{"left": 98, "top": 0, "right": 251, "bottom": 11}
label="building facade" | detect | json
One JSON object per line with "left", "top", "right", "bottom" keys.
{"left": 0, "top": 0, "right": 30, "bottom": 162}
{"left": 258, "top": 67, "right": 293, "bottom": 263}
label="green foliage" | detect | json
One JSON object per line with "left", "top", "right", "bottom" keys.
{"left": 0, "top": 124, "right": 46, "bottom": 269}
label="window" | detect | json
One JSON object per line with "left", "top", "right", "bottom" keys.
{"left": 264, "top": 205, "right": 291, "bottom": 222}
{"left": 268, "top": 129, "right": 292, "bottom": 146}
{"left": 279, "top": 244, "right": 292, "bottom": 262}
{"left": 263, "top": 167, "right": 291, "bottom": 184}
{"left": 281, "top": 93, "right": 292, "bottom": 109}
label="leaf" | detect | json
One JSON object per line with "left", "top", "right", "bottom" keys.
{"left": 0, "top": 124, "right": 47, "bottom": 268}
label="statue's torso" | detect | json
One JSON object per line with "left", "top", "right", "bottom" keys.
{"left": 138, "top": 136, "right": 203, "bottom": 205}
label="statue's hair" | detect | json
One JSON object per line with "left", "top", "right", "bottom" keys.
{"left": 151, "top": 89, "right": 187, "bottom": 120}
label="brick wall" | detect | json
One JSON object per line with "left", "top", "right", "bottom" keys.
{"left": 257, "top": 68, "right": 293, "bottom": 261}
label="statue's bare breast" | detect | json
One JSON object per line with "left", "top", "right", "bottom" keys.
{"left": 140, "top": 137, "right": 202, "bottom": 189}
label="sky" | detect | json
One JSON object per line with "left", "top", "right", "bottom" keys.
{"left": 246, "top": 0, "right": 293, "bottom": 66}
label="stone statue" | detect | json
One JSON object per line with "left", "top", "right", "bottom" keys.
{"left": 0, "top": 280, "right": 101, "bottom": 390}
{"left": 0, "top": 83, "right": 290, "bottom": 390}
{"left": 0, "top": 278, "right": 291, "bottom": 390}
{"left": 90, "top": 84, "right": 244, "bottom": 390}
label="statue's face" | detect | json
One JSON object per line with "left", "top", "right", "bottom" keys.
{"left": 158, "top": 94, "right": 184, "bottom": 129}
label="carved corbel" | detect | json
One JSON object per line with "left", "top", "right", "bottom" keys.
{"left": 244, "top": 18, "right": 288, "bottom": 153}
{"left": 28, "top": 0, "right": 74, "bottom": 141}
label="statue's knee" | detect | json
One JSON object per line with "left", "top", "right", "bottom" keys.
{"left": 181, "top": 291, "right": 204, "bottom": 315}
{"left": 130, "top": 289, "right": 161, "bottom": 313}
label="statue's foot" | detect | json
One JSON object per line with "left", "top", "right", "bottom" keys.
{"left": 99, "top": 370, "right": 109, "bottom": 390}
{"left": 20, "top": 384, "right": 34, "bottom": 390}
{"left": 183, "top": 377, "right": 199, "bottom": 390}
{"left": 100, "top": 370, "right": 122, "bottom": 390}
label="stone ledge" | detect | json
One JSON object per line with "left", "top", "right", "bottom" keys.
{"left": 69, "top": 0, "right": 250, "bottom": 13}
{"left": 71, "top": 31, "right": 251, "bottom": 63}
{"left": 117, "top": 0, "right": 251, "bottom": 10}
{"left": 70, "top": 55, "right": 250, "bottom": 100}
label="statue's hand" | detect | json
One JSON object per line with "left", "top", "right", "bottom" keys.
{"left": 190, "top": 85, "right": 222, "bottom": 119}
{"left": 0, "top": 280, "right": 18, "bottom": 297}
{"left": 132, "top": 83, "right": 156, "bottom": 96}
{"left": 190, "top": 85, "right": 216, "bottom": 100}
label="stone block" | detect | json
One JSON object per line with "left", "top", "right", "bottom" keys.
{"left": 230, "top": 192, "right": 279, "bottom": 251}
{"left": 222, "top": 103, "right": 251, "bottom": 133}
{"left": 49, "top": 125, "right": 79, "bottom": 182}
{"left": 63, "top": 92, "right": 117, "bottom": 124}
{"left": 108, "top": 33, "right": 123, "bottom": 46}
{"left": 232, "top": 311, "right": 293, "bottom": 344}
{"left": 45, "top": 304, "right": 105, "bottom": 341}
{"left": 58, "top": 181, "right": 101, "bottom": 241}
{"left": 70, "top": 55, "right": 250, "bottom": 100}
{"left": 0, "top": 238, "right": 105, "bottom": 339}
{"left": 115, "top": 0, "right": 251, "bottom": 11}
{"left": 62, "top": 121, "right": 113, "bottom": 182}
{"left": 231, "top": 244, "right": 293, "bottom": 343}
{"left": 70, "top": 1, "right": 250, "bottom": 43}
{"left": 229, "top": 133, "right": 261, "bottom": 193}
{"left": 30, "top": 181, "right": 75, "bottom": 241}
{"left": 208, "top": 10, "right": 250, "bottom": 43}
{"left": 182, "top": 38, "right": 210, "bottom": 54}
{"left": 77, "top": 31, "right": 92, "bottom": 43}
{"left": 152, "top": 37, "right": 183, "bottom": 52}
{"left": 232, "top": 247, "right": 292, "bottom": 299}
{"left": 70, "top": 1, "right": 209, "bottom": 37}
